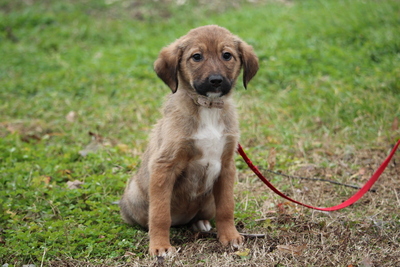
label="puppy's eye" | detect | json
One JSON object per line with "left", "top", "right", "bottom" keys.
{"left": 222, "top": 52, "right": 232, "bottom": 61}
{"left": 192, "top": 53, "right": 203, "bottom": 62}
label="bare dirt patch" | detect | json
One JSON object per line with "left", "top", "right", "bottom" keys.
{"left": 48, "top": 143, "right": 399, "bottom": 266}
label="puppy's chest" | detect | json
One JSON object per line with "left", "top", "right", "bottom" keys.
{"left": 189, "top": 108, "right": 226, "bottom": 195}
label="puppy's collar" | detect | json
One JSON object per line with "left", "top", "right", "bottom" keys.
{"left": 187, "top": 93, "right": 224, "bottom": 109}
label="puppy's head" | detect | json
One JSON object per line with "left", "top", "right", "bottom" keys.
{"left": 154, "top": 25, "right": 259, "bottom": 96}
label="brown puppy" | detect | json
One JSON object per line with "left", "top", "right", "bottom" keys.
{"left": 120, "top": 25, "right": 258, "bottom": 256}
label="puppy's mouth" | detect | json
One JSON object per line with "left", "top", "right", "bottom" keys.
{"left": 206, "top": 92, "right": 223, "bottom": 98}
{"left": 193, "top": 74, "right": 232, "bottom": 97}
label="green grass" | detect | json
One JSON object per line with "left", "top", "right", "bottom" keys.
{"left": 1, "top": 0, "right": 400, "bottom": 266}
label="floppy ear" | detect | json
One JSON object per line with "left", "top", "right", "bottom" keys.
{"left": 238, "top": 41, "right": 259, "bottom": 89}
{"left": 154, "top": 41, "right": 182, "bottom": 93}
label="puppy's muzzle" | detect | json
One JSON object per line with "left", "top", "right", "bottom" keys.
{"left": 194, "top": 74, "right": 232, "bottom": 97}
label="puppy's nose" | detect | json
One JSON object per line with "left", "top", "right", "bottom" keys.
{"left": 209, "top": 75, "right": 223, "bottom": 87}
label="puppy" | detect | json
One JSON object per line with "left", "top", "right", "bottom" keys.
{"left": 120, "top": 25, "right": 258, "bottom": 256}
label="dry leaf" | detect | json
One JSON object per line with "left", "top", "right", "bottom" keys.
{"left": 67, "top": 180, "right": 84, "bottom": 189}
{"left": 58, "top": 169, "right": 72, "bottom": 179}
{"left": 277, "top": 244, "right": 306, "bottom": 256}
{"left": 392, "top": 117, "right": 399, "bottom": 131}
{"left": 79, "top": 141, "right": 102, "bottom": 156}
{"left": 31, "top": 175, "right": 52, "bottom": 186}
{"left": 66, "top": 111, "right": 77, "bottom": 122}
{"left": 79, "top": 131, "right": 119, "bottom": 156}
{"left": 350, "top": 168, "right": 366, "bottom": 179}
{"left": 88, "top": 131, "right": 104, "bottom": 141}
{"left": 124, "top": 251, "right": 136, "bottom": 257}
{"left": 43, "top": 175, "right": 52, "bottom": 184}
{"left": 6, "top": 210, "right": 17, "bottom": 217}
{"left": 79, "top": 132, "right": 104, "bottom": 156}
{"left": 277, "top": 203, "right": 286, "bottom": 214}
{"left": 266, "top": 136, "right": 278, "bottom": 144}
{"left": 277, "top": 202, "right": 293, "bottom": 214}
{"left": 267, "top": 147, "right": 276, "bottom": 170}
{"left": 234, "top": 248, "right": 250, "bottom": 257}
{"left": 361, "top": 256, "right": 373, "bottom": 267}
{"left": 60, "top": 169, "right": 72, "bottom": 175}
{"left": 117, "top": 143, "right": 130, "bottom": 153}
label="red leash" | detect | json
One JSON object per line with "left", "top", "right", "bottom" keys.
{"left": 238, "top": 139, "right": 400, "bottom": 211}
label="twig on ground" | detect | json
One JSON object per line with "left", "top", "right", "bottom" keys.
{"left": 259, "top": 168, "right": 377, "bottom": 193}
{"left": 198, "top": 231, "right": 266, "bottom": 238}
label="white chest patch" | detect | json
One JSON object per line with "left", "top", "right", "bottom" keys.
{"left": 193, "top": 108, "right": 226, "bottom": 194}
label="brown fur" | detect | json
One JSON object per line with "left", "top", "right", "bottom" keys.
{"left": 119, "top": 25, "right": 258, "bottom": 256}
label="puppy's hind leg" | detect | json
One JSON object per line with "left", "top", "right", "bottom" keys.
{"left": 191, "top": 194, "right": 215, "bottom": 232}
{"left": 192, "top": 220, "right": 212, "bottom": 232}
{"left": 119, "top": 179, "right": 149, "bottom": 228}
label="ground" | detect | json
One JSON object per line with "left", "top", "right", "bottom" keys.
{"left": 0, "top": 0, "right": 399, "bottom": 266}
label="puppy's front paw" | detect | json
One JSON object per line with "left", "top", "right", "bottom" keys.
{"left": 149, "top": 244, "right": 176, "bottom": 257}
{"left": 218, "top": 230, "right": 244, "bottom": 249}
